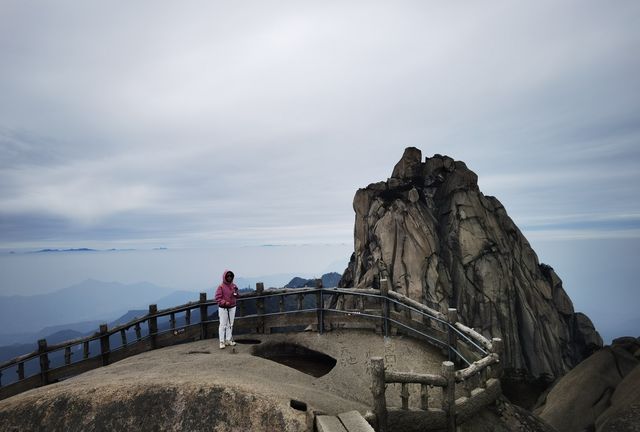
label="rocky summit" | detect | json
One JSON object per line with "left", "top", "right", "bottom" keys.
{"left": 340, "top": 147, "right": 602, "bottom": 382}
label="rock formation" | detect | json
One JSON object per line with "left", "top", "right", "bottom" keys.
{"left": 535, "top": 337, "right": 640, "bottom": 432}
{"left": 339, "top": 147, "right": 602, "bottom": 381}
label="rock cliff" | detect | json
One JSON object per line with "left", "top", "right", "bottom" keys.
{"left": 339, "top": 147, "right": 602, "bottom": 381}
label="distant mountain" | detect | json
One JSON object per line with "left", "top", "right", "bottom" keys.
{"left": 0, "top": 279, "right": 176, "bottom": 334}
{"left": 32, "top": 248, "right": 97, "bottom": 253}
{"left": 284, "top": 272, "right": 341, "bottom": 289}
{"left": 154, "top": 291, "right": 202, "bottom": 309}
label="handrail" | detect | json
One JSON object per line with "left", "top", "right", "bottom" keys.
{"left": 0, "top": 281, "right": 502, "bottom": 432}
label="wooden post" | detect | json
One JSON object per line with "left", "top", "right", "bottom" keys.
{"left": 120, "top": 329, "right": 127, "bottom": 347}
{"left": 442, "top": 361, "right": 456, "bottom": 432}
{"left": 185, "top": 308, "right": 192, "bottom": 326}
{"left": 99, "top": 324, "right": 110, "bottom": 366}
{"left": 83, "top": 341, "right": 90, "bottom": 359}
{"left": 491, "top": 337, "right": 503, "bottom": 379}
{"left": 279, "top": 295, "right": 285, "bottom": 313}
{"left": 238, "top": 299, "right": 245, "bottom": 317}
{"left": 316, "top": 279, "right": 324, "bottom": 334}
{"left": 148, "top": 305, "right": 158, "bottom": 349}
{"left": 370, "top": 357, "right": 388, "bottom": 432}
{"left": 447, "top": 308, "right": 458, "bottom": 363}
{"left": 297, "top": 293, "right": 304, "bottom": 311}
{"left": 401, "top": 383, "right": 409, "bottom": 409}
{"left": 64, "top": 346, "right": 72, "bottom": 365}
{"left": 256, "top": 283, "right": 265, "bottom": 334}
{"left": 38, "top": 339, "right": 49, "bottom": 386}
{"left": 380, "top": 279, "right": 390, "bottom": 337}
{"left": 420, "top": 383, "right": 429, "bottom": 410}
{"left": 134, "top": 322, "right": 142, "bottom": 341}
{"left": 199, "top": 293, "right": 208, "bottom": 340}
{"left": 170, "top": 312, "right": 176, "bottom": 330}
{"left": 18, "top": 362, "right": 25, "bottom": 380}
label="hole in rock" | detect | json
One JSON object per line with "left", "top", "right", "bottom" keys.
{"left": 253, "top": 342, "right": 337, "bottom": 378}
{"left": 290, "top": 399, "right": 307, "bottom": 411}
{"left": 186, "top": 350, "right": 211, "bottom": 355}
{"left": 234, "top": 339, "right": 262, "bottom": 345}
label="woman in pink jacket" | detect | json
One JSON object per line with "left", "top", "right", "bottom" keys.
{"left": 215, "top": 270, "right": 239, "bottom": 349}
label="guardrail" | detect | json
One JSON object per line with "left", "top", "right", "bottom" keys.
{"left": 0, "top": 280, "right": 501, "bottom": 432}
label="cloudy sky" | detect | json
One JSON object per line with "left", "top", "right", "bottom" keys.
{"left": 1, "top": 0, "right": 638, "bottom": 249}
{"left": 0, "top": 2, "right": 639, "bottom": 338}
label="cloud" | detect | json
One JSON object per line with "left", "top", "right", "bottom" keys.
{"left": 1, "top": 1, "right": 639, "bottom": 248}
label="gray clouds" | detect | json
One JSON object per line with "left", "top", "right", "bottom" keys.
{"left": 1, "top": 1, "right": 640, "bottom": 248}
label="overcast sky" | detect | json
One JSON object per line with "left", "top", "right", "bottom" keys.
{"left": 1, "top": 1, "right": 639, "bottom": 341}
{"left": 1, "top": 0, "right": 638, "bottom": 250}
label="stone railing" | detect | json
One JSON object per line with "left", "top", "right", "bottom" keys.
{"left": 0, "top": 281, "right": 502, "bottom": 432}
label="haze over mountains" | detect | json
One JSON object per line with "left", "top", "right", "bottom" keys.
{"left": 0, "top": 272, "right": 340, "bottom": 355}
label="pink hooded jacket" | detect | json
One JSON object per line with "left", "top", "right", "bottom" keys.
{"left": 215, "top": 270, "right": 238, "bottom": 308}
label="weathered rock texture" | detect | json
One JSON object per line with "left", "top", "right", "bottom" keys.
{"left": 340, "top": 147, "right": 602, "bottom": 381}
{"left": 535, "top": 337, "right": 640, "bottom": 432}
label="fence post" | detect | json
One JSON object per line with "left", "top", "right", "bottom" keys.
{"left": 199, "top": 293, "right": 208, "bottom": 340}
{"left": 371, "top": 357, "right": 388, "bottom": 432}
{"left": 149, "top": 304, "right": 158, "bottom": 349}
{"left": 99, "top": 324, "right": 110, "bottom": 366}
{"left": 316, "top": 279, "right": 324, "bottom": 334}
{"left": 256, "top": 282, "right": 265, "bottom": 334}
{"left": 37, "top": 339, "right": 49, "bottom": 386}
{"left": 442, "top": 360, "right": 456, "bottom": 432}
{"left": 447, "top": 308, "right": 458, "bottom": 363}
{"left": 380, "top": 278, "right": 390, "bottom": 337}
{"left": 491, "top": 337, "right": 503, "bottom": 379}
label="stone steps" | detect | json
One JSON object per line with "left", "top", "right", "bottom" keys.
{"left": 315, "top": 410, "right": 374, "bottom": 432}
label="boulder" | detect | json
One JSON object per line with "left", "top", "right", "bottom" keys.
{"left": 535, "top": 336, "right": 640, "bottom": 432}
{"left": 340, "top": 147, "right": 603, "bottom": 381}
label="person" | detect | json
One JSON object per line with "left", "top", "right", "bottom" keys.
{"left": 215, "top": 270, "right": 239, "bottom": 349}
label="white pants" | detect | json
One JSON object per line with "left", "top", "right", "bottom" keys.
{"left": 219, "top": 306, "right": 236, "bottom": 342}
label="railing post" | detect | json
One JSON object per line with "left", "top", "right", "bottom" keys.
{"left": 316, "top": 279, "right": 324, "bottom": 334}
{"left": 371, "top": 357, "right": 388, "bottom": 432}
{"left": 401, "top": 383, "right": 409, "bottom": 409}
{"left": 447, "top": 308, "right": 458, "bottom": 363}
{"left": 18, "top": 362, "right": 25, "bottom": 380}
{"left": 442, "top": 360, "right": 456, "bottom": 432}
{"left": 64, "top": 346, "right": 72, "bottom": 365}
{"left": 38, "top": 339, "right": 49, "bottom": 386}
{"left": 256, "top": 283, "right": 265, "bottom": 334}
{"left": 199, "top": 293, "right": 208, "bottom": 340}
{"left": 148, "top": 304, "right": 158, "bottom": 349}
{"left": 99, "top": 324, "right": 110, "bottom": 366}
{"left": 491, "top": 337, "right": 503, "bottom": 379}
{"left": 420, "top": 383, "right": 429, "bottom": 410}
{"left": 297, "top": 293, "right": 304, "bottom": 311}
{"left": 380, "top": 278, "right": 390, "bottom": 337}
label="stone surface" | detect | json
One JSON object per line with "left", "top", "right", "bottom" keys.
{"left": 0, "top": 331, "right": 444, "bottom": 432}
{"left": 316, "top": 415, "right": 348, "bottom": 432}
{"left": 596, "top": 363, "right": 640, "bottom": 432}
{"left": 340, "top": 147, "right": 602, "bottom": 381}
{"left": 535, "top": 338, "right": 640, "bottom": 432}
{"left": 460, "top": 398, "right": 558, "bottom": 432}
{"left": 337, "top": 410, "right": 375, "bottom": 432}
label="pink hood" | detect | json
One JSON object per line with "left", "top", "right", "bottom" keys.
{"left": 215, "top": 270, "right": 238, "bottom": 308}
